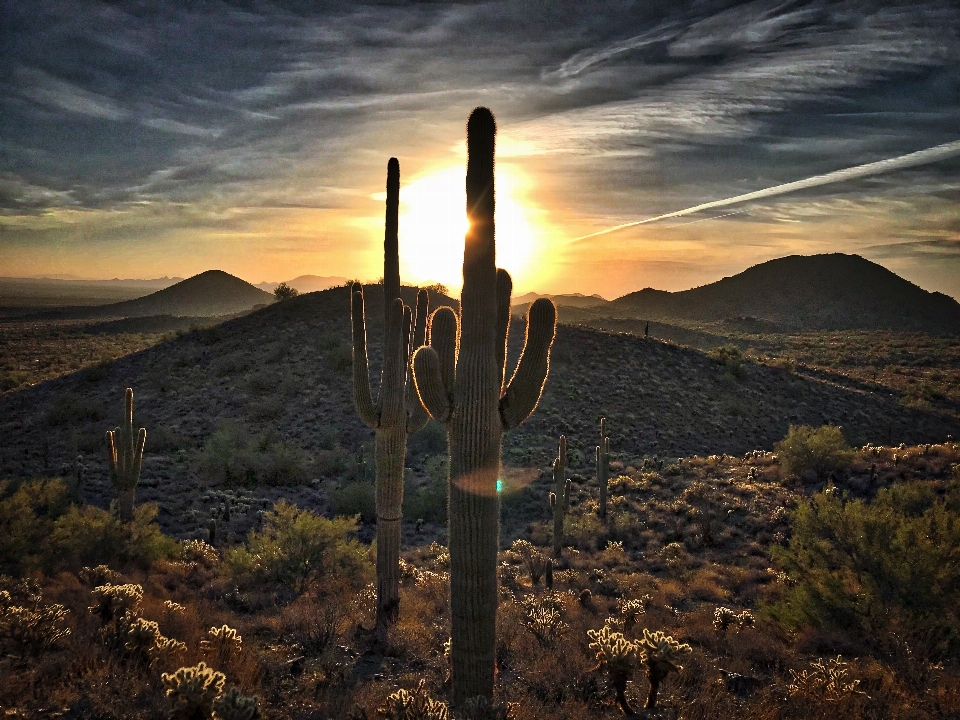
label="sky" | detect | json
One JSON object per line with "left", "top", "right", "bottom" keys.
{"left": 1, "top": 0, "right": 959, "bottom": 299}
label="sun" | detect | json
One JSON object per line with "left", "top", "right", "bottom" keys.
{"left": 388, "top": 163, "right": 540, "bottom": 291}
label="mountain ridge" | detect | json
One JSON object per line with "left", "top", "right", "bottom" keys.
{"left": 30, "top": 270, "right": 274, "bottom": 320}
{"left": 609, "top": 253, "right": 960, "bottom": 333}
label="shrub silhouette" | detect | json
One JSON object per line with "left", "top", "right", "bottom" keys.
{"left": 273, "top": 282, "right": 299, "bottom": 300}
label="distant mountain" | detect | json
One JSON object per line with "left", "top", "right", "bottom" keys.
{"left": 610, "top": 254, "right": 960, "bottom": 333}
{"left": 34, "top": 270, "right": 273, "bottom": 319}
{"left": 512, "top": 292, "right": 609, "bottom": 314}
{"left": 256, "top": 275, "right": 348, "bottom": 294}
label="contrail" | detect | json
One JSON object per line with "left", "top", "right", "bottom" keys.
{"left": 571, "top": 138, "right": 960, "bottom": 243}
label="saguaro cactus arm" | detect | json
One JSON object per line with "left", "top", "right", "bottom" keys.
{"left": 412, "top": 347, "right": 452, "bottom": 422}
{"left": 495, "top": 268, "right": 512, "bottom": 386}
{"left": 378, "top": 297, "right": 407, "bottom": 428}
{"left": 351, "top": 284, "right": 378, "bottom": 428}
{"left": 407, "top": 289, "right": 431, "bottom": 433}
{"left": 499, "top": 298, "right": 557, "bottom": 430}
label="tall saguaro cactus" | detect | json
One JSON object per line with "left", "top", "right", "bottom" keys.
{"left": 105, "top": 387, "right": 146, "bottom": 522}
{"left": 412, "top": 107, "right": 557, "bottom": 703}
{"left": 597, "top": 417, "right": 610, "bottom": 519}
{"left": 550, "top": 435, "right": 571, "bottom": 556}
{"left": 352, "top": 158, "right": 430, "bottom": 644}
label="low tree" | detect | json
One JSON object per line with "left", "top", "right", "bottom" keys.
{"left": 273, "top": 282, "right": 299, "bottom": 301}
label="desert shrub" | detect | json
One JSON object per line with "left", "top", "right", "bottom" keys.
{"left": 225, "top": 501, "right": 369, "bottom": 595}
{"left": 44, "top": 503, "right": 177, "bottom": 572}
{"left": 769, "top": 479, "right": 960, "bottom": 660}
{"left": 407, "top": 419, "right": 447, "bottom": 457}
{"left": 331, "top": 480, "right": 376, "bottom": 522}
{"left": 707, "top": 344, "right": 745, "bottom": 378}
{"left": 198, "top": 421, "right": 307, "bottom": 486}
{"left": 0, "top": 478, "right": 72, "bottom": 575}
{"left": 273, "top": 282, "right": 299, "bottom": 300}
{"left": 774, "top": 425, "right": 855, "bottom": 480}
{"left": 47, "top": 390, "right": 105, "bottom": 426}
{"left": 403, "top": 457, "right": 448, "bottom": 524}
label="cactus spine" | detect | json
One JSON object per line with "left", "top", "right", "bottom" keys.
{"left": 412, "top": 107, "right": 557, "bottom": 703}
{"left": 352, "top": 158, "right": 430, "bottom": 644}
{"left": 105, "top": 387, "right": 146, "bottom": 522}
{"left": 597, "top": 417, "right": 610, "bottom": 519}
{"left": 550, "top": 435, "right": 570, "bottom": 556}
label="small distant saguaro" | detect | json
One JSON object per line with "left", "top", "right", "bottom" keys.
{"left": 105, "top": 387, "right": 146, "bottom": 522}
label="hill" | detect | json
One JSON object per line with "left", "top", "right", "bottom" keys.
{"left": 31, "top": 270, "right": 274, "bottom": 320}
{"left": 256, "top": 275, "right": 348, "bottom": 294}
{"left": 610, "top": 254, "right": 960, "bottom": 333}
{"left": 1, "top": 284, "right": 957, "bottom": 536}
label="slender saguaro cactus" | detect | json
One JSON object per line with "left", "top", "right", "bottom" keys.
{"left": 550, "top": 435, "right": 571, "bottom": 556}
{"left": 597, "top": 417, "right": 610, "bottom": 519}
{"left": 105, "top": 387, "right": 146, "bottom": 522}
{"left": 352, "top": 158, "right": 430, "bottom": 644}
{"left": 412, "top": 107, "right": 557, "bottom": 704}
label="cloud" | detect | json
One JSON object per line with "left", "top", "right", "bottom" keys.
{"left": 572, "top": 138, "right": 960, "bottom": 240}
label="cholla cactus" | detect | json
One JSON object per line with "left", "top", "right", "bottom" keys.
{"left": 508, "top": 539, "right": 546, "bottom": 586}
{"left": 588, "top": 624, "right": 640, "bottom": 714}
{"left": 148, "top": 635, "right": 188, "bottom": 668}
{"left": 378, "top": 679, "right": 449, "bottom": 720}
{"left": 212, "top": 687, "right": 261, "bottom": 720}
{"left": 520, "top": 593, "right": 568, "bottom": 647}
{"left": 183, "top": 539, "right": 220, "bottom": 567}
{"left": 78, "top": 565, "right": 121, "bottom": 586}
{"left": 713, "top": 606, "right": 754, "bottom": 633}
{"left": 125, "top": 617, "right": 161, "bottom": 656}
{"left": 0, "top": 592, "right": 71, "bottom": 657}
{"left": 617, "top": 598, "right": 646, "bottom": 632}
{"left": 105, "top": 387, "right": 146, "bottom": 522}
{"left": 788, "top": 656, "right": 863, "bottom": 702}
{"left": 201, "top": 624, "right": 242, "bottom": 658}
{"left": 637, "top": 628, "right": 692, "bottom": 709}
{"left": 162, "top": 662, "right": 226, "bottom": 720}
{"left": 89, "top": 584, "right": 142, "bottom": 624}
{"left": 460, "top": 695, "right": 517, "bottom": 720}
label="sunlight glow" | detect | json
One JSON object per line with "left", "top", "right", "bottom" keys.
{"left": 380, "top": 164, "right": 541, "bottom": 291}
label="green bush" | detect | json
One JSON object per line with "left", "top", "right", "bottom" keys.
{"left": 707, "top": 344, "right": 745, "bottom": 379}
{"left": 774, "top": 425, "right": 855, "bottom": 481}
{"left": 0, "top": 479, "right": 72, "bottom": 575}
{"left": 44, "top": 503, "right": 177, "bottom": 572}
{"left": 0, "top": 479, "right": 176, "bottom": 575}
{"left": 226, "top": 501, "right": 369, "bottom": 594}
{"left": 197, "top": 421, "right": 308, "bottom": 486}
{"left": 403, "top": 457, "right": 448, "bottom": 524}
{"left": 331, "top": 480, "right": 376, "bottom": 522}
{"left": 769, "top": 479, "right": 960, "bottom": 660}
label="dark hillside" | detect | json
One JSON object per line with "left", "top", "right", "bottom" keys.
{"left": 32, "top": 270, "right": 274, "bottom": 320}
{"left": 1, "top": 284, "right": 956, "bottom": 536}
{"left": 611, "top": 254, "right": 960, "bottom": 333}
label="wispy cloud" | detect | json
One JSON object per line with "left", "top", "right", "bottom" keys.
{"left": 1, "top": 0, "right": 959, "bottom": 296}
{"left": 572, "top": 139, "right": 960, "bottom": 241}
